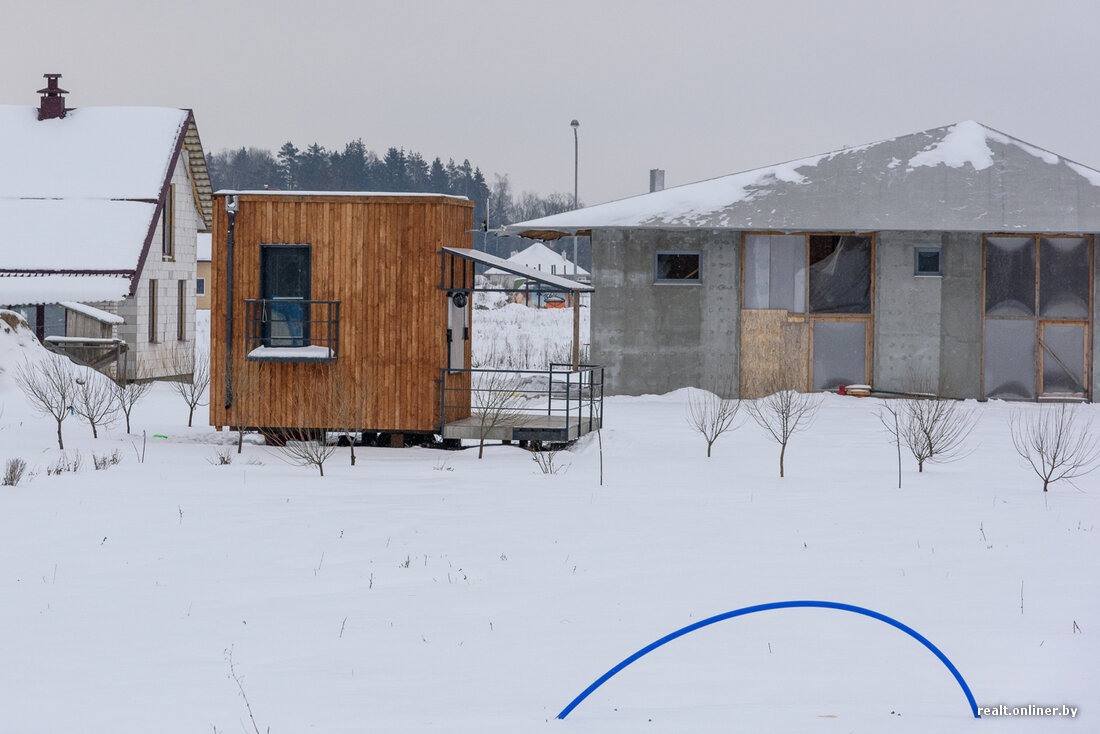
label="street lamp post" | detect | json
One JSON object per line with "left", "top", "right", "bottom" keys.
{"left": 570, "top": 119, "right": 580, "bottom": 370}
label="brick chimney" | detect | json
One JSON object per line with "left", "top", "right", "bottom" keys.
{"left": 37, "top": 74, "right": 69, "bottom": 120}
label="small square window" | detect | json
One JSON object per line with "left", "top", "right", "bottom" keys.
{"left": 196, "top": 277, "right": 206, "bottom": 296}
{"left": 655, "top": 251, "right": 701, "bottom": 284}
{"left": 915, "top": 247, "right": 942, "bottom": 276}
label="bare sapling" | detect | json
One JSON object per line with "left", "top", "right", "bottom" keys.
{"left": 900, "top": 395, "right": 977, "bottom": 472}
{"left": 746, "top": 378, "right": 821, "bottom": 478}
{"left": 171, "top": 345, "right": 211, "bottom": 428}
{"left": 1011, "top": 402, "right": 1100, "bottom": 492}
{"left": 227, "top": 364, "right": 260, "bottom": 454}
{"left": 110, "top": 363, "right": 152, "bottom": 434}
{"left": 327, "top": 366, "right": 367, "bottom": 466}
{"left": 275, "top": 426, "right": 338, "bottom": 477}
{"left": 73, "top": 368, "right": 119, "bottom": 439}
{"left": 685, "top": 373, "right": 741, "bottom": 457}
{"left": 877, "top": 401, "right": 903, "bottom": 488}
{"left": 16, "top": 354, "right": 77, "bottom": 450}
{"left": 472, "top": 370, "right": 525, "bottom": 459}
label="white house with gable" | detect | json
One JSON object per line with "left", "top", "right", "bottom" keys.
{"left": 0, "top": 74, "right": 213, "bottom": 379}
{"left": 483, "top": 241, "right": 590, "bottom": 307}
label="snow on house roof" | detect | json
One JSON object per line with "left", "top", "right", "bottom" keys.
{"left": 58, "top": 301, "right": 124, "bottom": 324}
{"left": 483, "top": 241, "right": 589, "bottom": 277}
{"left": 217, "top": 190, "right": 470, "bottom": 200}
{"left": 196, "top": 232, "right": 211, "bottom": 262}
{"left": 0, "top": 273, "right": 132, "bottom": 305}
{"left": 0, "top": 105, "right": 188, "bottom": 199}
{"left": 0, "top": 104, "right": 192, "bottom": 303}
{"left": 502, "top": 121, "right": 1100, "bottom": 237}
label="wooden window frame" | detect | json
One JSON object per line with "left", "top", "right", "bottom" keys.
{"left": 196, "top": 277, "right": 206, "bottom": 296}
{"left": 980, "top": 233, "right": 1094, "bottom": 400}
{"left": 740, "top": 231, "right": 875, "bottom": 391}
{"left": 177, "top": 279, "right": 186, "bottom": 341}
{"left": 148, "top": 279, "right": 158, "bottom": 343}
{"left": 162, "top": 183, "right": 175, "bottom": 260}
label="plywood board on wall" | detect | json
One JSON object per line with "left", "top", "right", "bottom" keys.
{"left": 739, "top": 309, "right": 808, "bottom": 398}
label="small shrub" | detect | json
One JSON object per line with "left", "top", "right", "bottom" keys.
{"left": 92, "top": 450, "right": 122, "bottom": 470}
{"left": 46, "top": 452, "right": 83, "bottom": 476}
{"left": 209, "top": 447, "right": 234, "bottom": 465}
{"left": 530, "top": 441, "right": 570, "bottom": 474}
{"left": 3, "top": 458, "right": 27, "bottom": 486}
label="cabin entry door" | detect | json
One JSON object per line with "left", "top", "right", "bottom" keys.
{"left": 447, "top": 292, "right": 469, "bottom": 372}
{"left": 260, "top": 245, "right": 311, "bottom": 347}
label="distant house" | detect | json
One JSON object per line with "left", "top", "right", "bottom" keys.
{"left": 196, "top": 233, "right": 211, "bottom": 310}
{"left": 484, "top": 241, "right": 590, "bottom": 307}
{"left": 0, "top": 74, "right": 213, "bottom": 379}
{"left": 504, "top": 121, "right": 1100, "bottom": 402}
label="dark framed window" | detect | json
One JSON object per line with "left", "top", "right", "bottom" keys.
{"left": 148, "top": 279, "right": 158, "bottom": 343}
{"left": 177, "top": 279, "right": 186, "bottom": 341}
{"left": 162, "top": 183, "right": 175, "bottom": 259}
{"left": 260, "top": 244, "right": 312, "bottom": 347}
{"left": 196, "top": 277, "right": 206, "bottom": 296}
{"left": 654, "top": 251, "right": 701, "bottom": 284}
{"left": 914, "top": 247, "right": 942, "bottom": 276}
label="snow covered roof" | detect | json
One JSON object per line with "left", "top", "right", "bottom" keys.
{"left": 442, "top": 247, "right": 594, "bottom": 292}
{"left": 483, "top": 241, "right": 589, "bottom": 277}
{"left": 218, "top": 190, "right": 470, "bottom": 200}
{"left": 502, "top": 121, "right": 1100, "bottom": 237}
{"left": 0, "top": 104, "right": 198, "bottom": 304}
{"left": 59, "top": 301, "right": 124, "bottom": 324}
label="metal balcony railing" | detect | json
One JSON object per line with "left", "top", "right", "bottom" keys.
{"left": 244, "top": 299, "right": 340, "bottom": 362}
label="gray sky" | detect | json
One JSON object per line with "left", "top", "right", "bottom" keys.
{"left": 5, "top": 0, "right": 1099, "bottom": 208}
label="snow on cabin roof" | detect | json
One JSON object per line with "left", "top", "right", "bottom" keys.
{"left": 483, "top": 241, "right": 589, "bottom": 277}
{"left": 217, "top": 190, "right": 470, "bottom": 200}
{"left": 502, "top": 121, "right": 1100, "bottom": 237}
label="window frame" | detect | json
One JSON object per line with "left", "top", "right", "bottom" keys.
{"left": 148, "top": 279, "right": 158, "bottom": 343}
{"left": 914, "top": 247, "right": 943, "bottom": 277}
{"left": 177, "top": 279, "right": 186, "bottom": 341}
{"left": 653, "top": 250, "right": 702, "bottom": 285}
{"left": 981, "top": 233, "right": 1094, "bottom": 399}
{"left": 162, "top": 183, "right": 175, "bottom": 260}
{"left": 196, "top": 277, "right": 206, "bottom": 297}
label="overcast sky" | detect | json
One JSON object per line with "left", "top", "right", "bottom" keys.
{"left": 5, "top": 0, "right": 1099, "bottom": 209}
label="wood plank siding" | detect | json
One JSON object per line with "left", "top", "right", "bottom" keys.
{"left": 209, "top": 193, "right": 474, "bottom": 432}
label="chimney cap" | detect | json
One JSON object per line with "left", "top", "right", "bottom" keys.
{"left": 36, "top": 73, "right": 68, "bottom": 95}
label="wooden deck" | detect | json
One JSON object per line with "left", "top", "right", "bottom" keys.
{"left": 441, "top": 414, "right": 601, "bottom": 443}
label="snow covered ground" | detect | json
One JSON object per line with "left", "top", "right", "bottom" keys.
{"left": 0, "top": 308, "right": 1097, "bottom": 733}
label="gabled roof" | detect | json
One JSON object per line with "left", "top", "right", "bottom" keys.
{"left": 483, "top": 241, "right": 590, "bottom": 277}
{"left": 503, "top": 121, "right": 1100, "bottom": 238}
{"left": 0, "top": 105, "right": 210, "bottom": 304}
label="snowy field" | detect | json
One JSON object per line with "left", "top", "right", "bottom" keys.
{"left": 0, "top": 307, "right": 1097, "bottom": 733}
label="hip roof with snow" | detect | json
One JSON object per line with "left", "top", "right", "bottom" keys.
{"left": 502, "top": 121, "right": 1100, "bottom": 238}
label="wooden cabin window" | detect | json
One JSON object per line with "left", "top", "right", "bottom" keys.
{"left": 983, "top": 234, "right": 1092, "bottom": 398}
{"left": 162, "top": 184, "right": 175, "bottom": 260}
{"left": 654, "top": 251, "right": 701, "bottom": 284}
{"left": 148, "top": 279, "right": 158, "bottom": 343}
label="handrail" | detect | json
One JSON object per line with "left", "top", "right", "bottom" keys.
{"left": 243, "top": 299, "right": 340, "bottom": 361}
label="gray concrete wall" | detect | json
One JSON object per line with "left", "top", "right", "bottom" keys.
{"left": 590, "top": 228, "right": 740, "bottom": 395}
{"left": 873, "top": 231, "right": 943, "bottom": 393}
{"left": 938, "top": 232, "right": 983, "bottom": 399}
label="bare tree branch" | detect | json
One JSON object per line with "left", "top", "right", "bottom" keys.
{"left": 472, "top": 370, "right": 524, "bottom": 459}
{"left": 16, "top": 354, "right": 77, "bottom": 450}
{"left": 171, "top": 346, "right": 210, "bottom": 428}
{"left": 72, "top": 368, "right": 119, "bottom": 439}
{"left": 685, "top": 373, "right": 741, "bottom": 458}
{"left": 1011, "top": 403, "right": 1100, "bottom": 492}
{"left": 746, "top": 389, "right": 821, "bottom": 478}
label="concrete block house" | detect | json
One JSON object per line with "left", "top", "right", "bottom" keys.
{"left": 504, "top": 122, "right": 1100, "bottom": 402}
{"left": 0, "top": 74, "right": 213, "bottom": 378}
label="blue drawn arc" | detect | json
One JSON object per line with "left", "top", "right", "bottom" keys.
{"left": 557, "top": 600, "right": 980, "bottom": 719}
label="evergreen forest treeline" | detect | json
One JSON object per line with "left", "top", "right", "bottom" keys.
{"left": 207, "top": 142, "right": 578, "bottom": 240}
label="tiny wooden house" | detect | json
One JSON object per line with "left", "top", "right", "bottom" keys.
{"left": 209, "top": 192, "right": 475, "bottom": 436}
